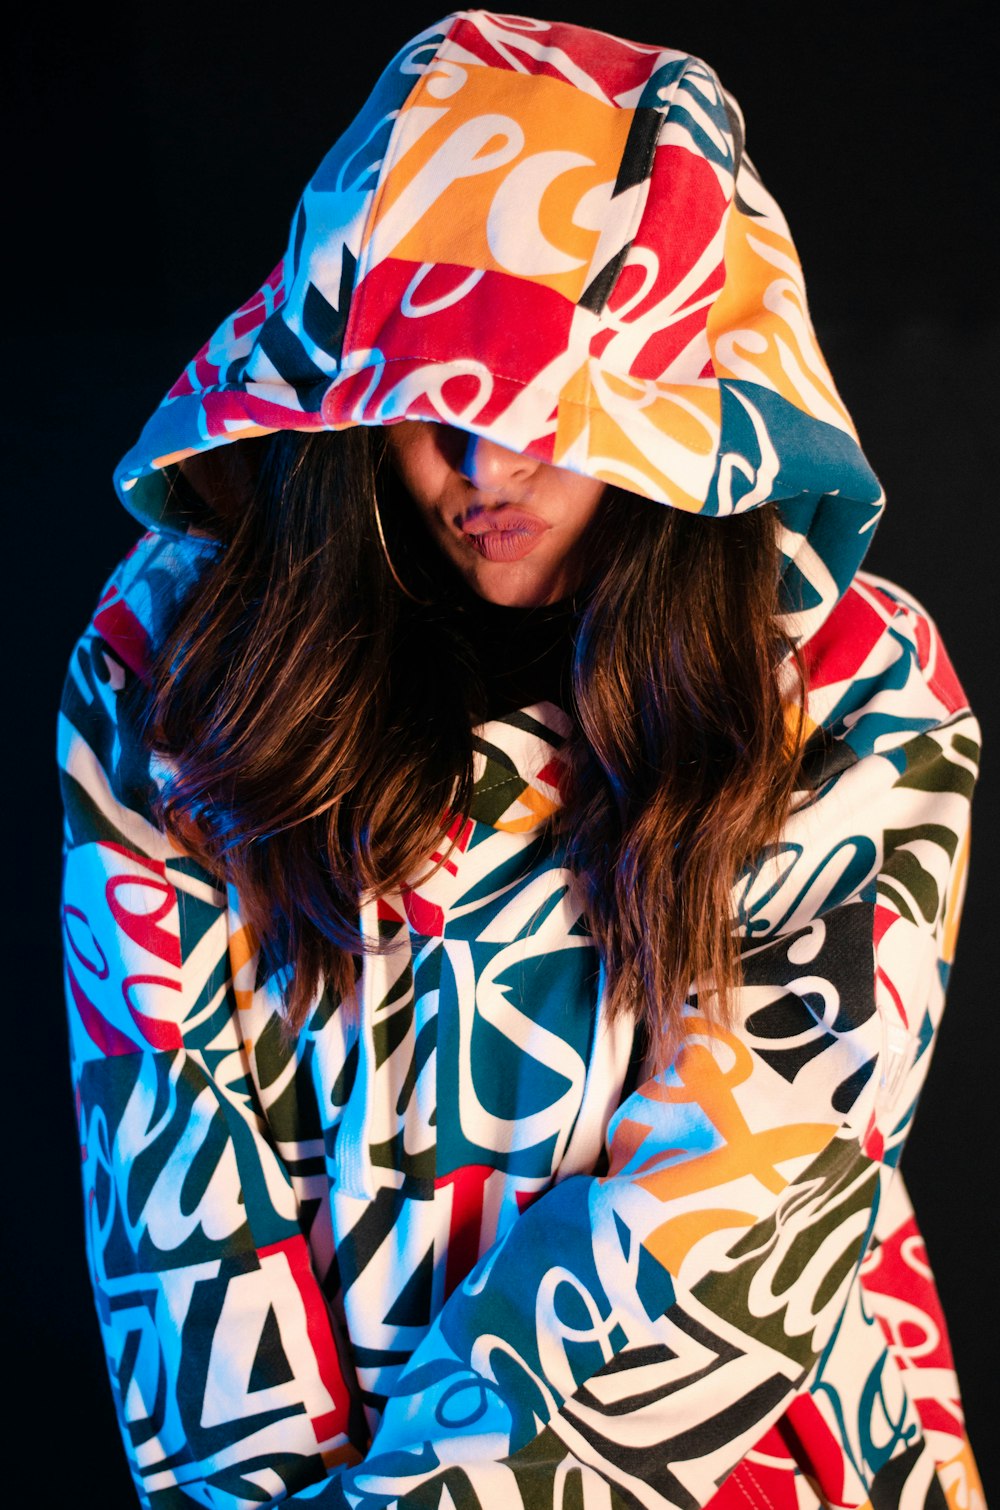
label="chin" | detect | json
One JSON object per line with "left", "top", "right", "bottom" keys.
{"left": 465, "top": 570, "right": 561, "bottom": 608}
{"left": 451, "top": 551, "right": 566, "bottom": 609}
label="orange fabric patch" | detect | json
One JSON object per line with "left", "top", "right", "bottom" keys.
{"left": 366, "top": 67, "right": 634, "bottom": 304}
{"left": 708, "top": 209, "right": 854, "bottom": 432}
{"left": 556, "top": 362, "right": 720, "bottom": 507}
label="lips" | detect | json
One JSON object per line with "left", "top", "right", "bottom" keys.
{"left": 460, "top": 509, "right": 549, "bottom": 563}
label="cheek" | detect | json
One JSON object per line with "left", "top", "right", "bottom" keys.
{"left": 566, "top": 484, "right": 608, "bottom": 539}
{"left": 387, "top": 435, "right": 442, "bottom": 512}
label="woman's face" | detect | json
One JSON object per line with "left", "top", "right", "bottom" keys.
{"left": 386, "top": 421, "right": 607, "bottom": 607}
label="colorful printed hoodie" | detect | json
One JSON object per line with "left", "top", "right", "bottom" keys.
{"left": 59, "top": 12, "right": 983, "bottom": 1510}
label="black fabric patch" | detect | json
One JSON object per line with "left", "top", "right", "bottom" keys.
{"left": 613, "top": 107, "right": 661, "bottom": 198}
{"left": 745, "top": 990, "right": 823, "bottom": 1040}
{"left": 832, "top": 1056, "right": 877, "bottom": 1115}
{"left": 302, "top": 281, "right": 346, "bottom": 359}
{"left": 336, "top": 1186, "right": 410, "bottom": 1295}
{"left": 721, "top": 92, "right": 765, "bottom": 219}
{"left": 799, "top": 725, "right": 859, "bottom": 790}
{"left": 743, "top": 906, "right": 877, "bottom": 1035}
{"left": 256, "top": 313, "right": 327, "bottom": 410}
{"left": 740, "top": 903, "right": 877, "bottom": 1099}
{"left": 579, "top": 244, "right": 632, "bottom": 314}
{"left": 384, "top": 1242, "right": 435, "bottom": 1328}
{"left": 292, "top": 201, "right": 308, "bottom": 274}
{"left": 577, "top": 106, "right": 661, "bottom": 313}
{"left": 248, "top": 1304, "right": 295, "bottom": 1392}
{"left": 870, "top": 1441, "right": 947, "bottom": 1508}
{"left": 302, "top": 246, "right": 357, "bottom": 361}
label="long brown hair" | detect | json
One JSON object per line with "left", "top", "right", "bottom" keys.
{"left": 144, "top": 426, "right": 804, "bottom": 1058}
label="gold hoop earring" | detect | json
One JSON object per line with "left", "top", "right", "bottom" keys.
{"left": 372, "top": 487, "right": 434, "bottom": 606}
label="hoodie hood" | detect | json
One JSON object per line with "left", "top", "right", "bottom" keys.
{"left": 115, "top": 9, "right": 883, "bottom": 642}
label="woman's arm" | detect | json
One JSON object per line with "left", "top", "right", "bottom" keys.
{"left": 59, "top": 534, "right": 361, "bottom": 1508}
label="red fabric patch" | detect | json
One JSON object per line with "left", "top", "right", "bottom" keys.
{"left": 377, "top": 895, "right": 406, "bottom": 925}
{"left": 336, "top": 260, "right": 572, "bottom": 415}
{"left": 105, "top": 871, "right": 182, "bottom": 968}
{"left": 589, "top": 327, "right": 615, "bottom": 360}
{"left": 535, "top": 756, "right": 568, "bottom": 794}
{"left": 913, "top": 611, "right": 968, "bottom": 714}
{"left": 799, "top": 584, "right": 887, "bottom": 691}
{"left": 257, "top": 1235, "right": 353, "bottom": 1439}
{"left": 862, "top": 1116, "right": 885, "bottom": 1163}
{"left": 862, "top": 1216, "right": 956, "bottom": 1375}
{"left": 442, "top": 813, "right": 475, "bottom": 850}
{"left": 447, "top": 16, "right": 664, "bottom": 102}
{"left": 200, "top": 387, "right": 325, "bottom": 437}
{"left": 427, "top": 811, "right": 473, "bottom": 879}
{"left": 872, "top": 902, "right": 900, "bottom": 951}
{"left": 705, "top": 1423, "right": 802, "bottom": 1509}
{"left": 93, "top": 590, "right": 153, "bottom": 680}
{"left": 611, "top": 142, "right": 726, "bottom": 371}
{"left": 400, "top": 886, "right": 445, "bottom": 937}
{"left": 67, "top": 962, "right": 140, "bottom": 1057}
{"left": 434, "top": 1164, "right": 493, "bottom": 1298}
{"left": 873, "top": 901, "right": 909, "bottom": 1029}
{"left": 233, "top": 262, "right": 285, "bottom": 339}
{"left": 122, "top": 975, "right": 184, "bottom": 1051}
{"left": 781, "top": 1393, "right": 847, "bottom": 1505}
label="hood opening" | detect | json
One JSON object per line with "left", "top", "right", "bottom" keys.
{"left": 115, "top": 9, "right": 883, "bottom": 645}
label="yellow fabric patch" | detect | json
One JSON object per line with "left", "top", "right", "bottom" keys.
{"left": 367, "top": 68, "right": 633, "bottom": 303}
{"left": 939, "top": 1436, "right": 986, "bottom": 1510}
{"left": 785, "top": 698, "right": 817, "bottom": 754}
{"left": 633, "top": 1025, "right": 835, "bottom": 1202}
{"left": 555, "top": 362, "right": 720, "bottom": 508}
{"left": 941, "top": 824, "right": 970, "bottom": 966}
{"left": 228, "top": 923, "right": 259, "bottom": 1013}
{"left": 709, "top": 210, "right": 855, "bottom": 434}
{"left": 495, "top": 781, "right": 561, "bottom": 834}
{"left": 644, "top": 1206, "right": 757, "bottom": 1275}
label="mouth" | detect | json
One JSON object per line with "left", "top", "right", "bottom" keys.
{"left": 459, "top": 508, "right": 548, "bottom": 562}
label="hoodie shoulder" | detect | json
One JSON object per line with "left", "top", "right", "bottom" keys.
{"left": 799, "top": 569, "right": 975, "bottom": 763}
{"left": 75, "top": 530, "right": 221, "bottom": 682}
{"left": 57, "top": 532, "right": 220, "bottom": 851}
{"left": 853, "top": 572, "right": 973, "bottom": 719}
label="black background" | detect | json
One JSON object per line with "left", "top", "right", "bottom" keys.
{"left": 9, "top": 2, "right": 996, "bottom": 1502}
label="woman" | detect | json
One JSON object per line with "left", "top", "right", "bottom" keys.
{"left": 58, "top": 11, "right": 982, "bottom": 1508}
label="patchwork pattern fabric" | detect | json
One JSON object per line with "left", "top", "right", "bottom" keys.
{"left": 114, "top": 9, "right": 882, "bottom": 648}
{"left": 59, "top": 533, "right": 982, "bottom": 1508}
{"left": 65, "top": 10, "right": 981, "bottom": 1508}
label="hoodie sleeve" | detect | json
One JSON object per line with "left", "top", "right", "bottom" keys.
{"left": 58, "top": 535, "right": 362, "bottom": 1509}
{"left": 314, "top": 574, "right": 980, "bottom": 1510}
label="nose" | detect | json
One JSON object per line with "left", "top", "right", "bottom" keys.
{"left": 459, "top": 431, "right": 540, "bottom": 493}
